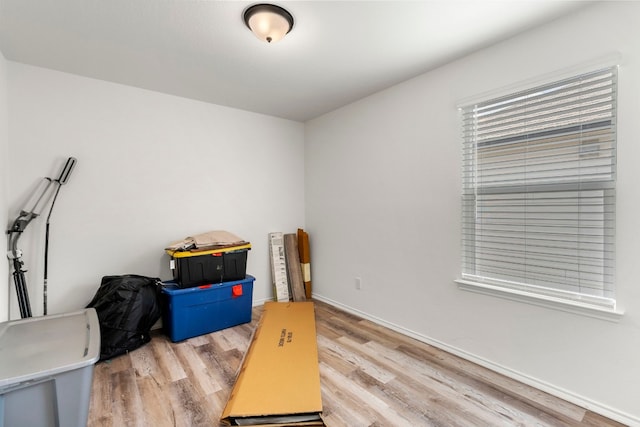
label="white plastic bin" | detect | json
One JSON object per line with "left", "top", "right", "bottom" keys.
{"left": 0, "top": 308, "right": 100, "bottom": 427}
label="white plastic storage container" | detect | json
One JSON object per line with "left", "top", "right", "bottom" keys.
{"left": 0, "top": 308, "right": 100, "bottom": 427}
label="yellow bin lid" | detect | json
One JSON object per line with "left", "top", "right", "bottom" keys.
{"left": 166, "top": 242, "right": 252, "bottom": 258}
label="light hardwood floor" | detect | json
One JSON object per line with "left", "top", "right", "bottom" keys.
{"left": 87, "top": 300, "right": 626, "bottom": 427}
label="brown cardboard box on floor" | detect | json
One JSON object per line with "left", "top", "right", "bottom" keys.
{"left": 221, "top": 301, "right": 324, "bottom": 426}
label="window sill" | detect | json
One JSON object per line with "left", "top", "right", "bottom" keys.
{"left": 454, "top": 279, "right": 624, "bottom": 322}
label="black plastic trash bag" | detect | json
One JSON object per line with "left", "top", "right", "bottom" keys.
{"left": 86, "top": 274, "right": 162, "bottom": 361}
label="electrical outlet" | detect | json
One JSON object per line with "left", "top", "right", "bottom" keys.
{"left": 355, "top": 277, "right": 362, "bottom": 290}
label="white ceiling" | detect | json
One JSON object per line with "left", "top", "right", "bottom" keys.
{"left": 0, "top": 0, "right": 593, "bottom": 122}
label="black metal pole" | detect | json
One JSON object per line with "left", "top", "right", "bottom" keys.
{"left": 12, "top": 258, "right": 32, "bottom": 318}
{"left": 43, "top": 186, "right": 61, "bottom": 316}
{"left": 43, "top": 221, "right": 50, "bottom": 315}
{"left": 42, "top": 157, "right": 76, "bottom": 315}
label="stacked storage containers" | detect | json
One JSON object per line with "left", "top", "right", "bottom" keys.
{"left": 161, "top": 234, "right": 253, "bottom": 342}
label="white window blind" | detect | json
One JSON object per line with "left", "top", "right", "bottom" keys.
{"left": 461, "top": 67, "right": 617, "bottom": 309}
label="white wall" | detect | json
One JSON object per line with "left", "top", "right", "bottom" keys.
{"left": 305, "top": 2, "right": 640, "bottom": 424}
{"left": 0, "top": 52, "right": 8, "bottom": 322}
{"left": 5, "top": 63, "right": 305, "bottom": 320}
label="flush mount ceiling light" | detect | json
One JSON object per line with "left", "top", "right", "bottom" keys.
{"left": 243, "top": 3, "right": 294, "bottom": 44}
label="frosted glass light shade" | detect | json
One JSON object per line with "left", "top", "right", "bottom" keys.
{"left": 243, "top": 4, "right": 294, "bottom": 44}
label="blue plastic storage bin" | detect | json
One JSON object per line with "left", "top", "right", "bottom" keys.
{"left": 160, "top": 275, "right": 254, "bottom": 342}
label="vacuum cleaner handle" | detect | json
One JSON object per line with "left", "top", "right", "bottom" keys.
{"left": 56, "top": 157, "right": 76, "bottom": 185}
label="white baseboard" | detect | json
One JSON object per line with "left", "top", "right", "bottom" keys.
{"left": 312, "top": 293, "right": 639, "bottom": 427}
{"left": 252, "top": 296, "right": 273, "bottom": 307}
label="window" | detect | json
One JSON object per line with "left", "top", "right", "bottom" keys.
{"left": 459, "top": 67, "right": 617, "bottom": 311}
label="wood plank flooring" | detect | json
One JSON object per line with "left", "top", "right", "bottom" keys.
{"left": 87, "top": 300, "right": 626, "bottom": 427}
